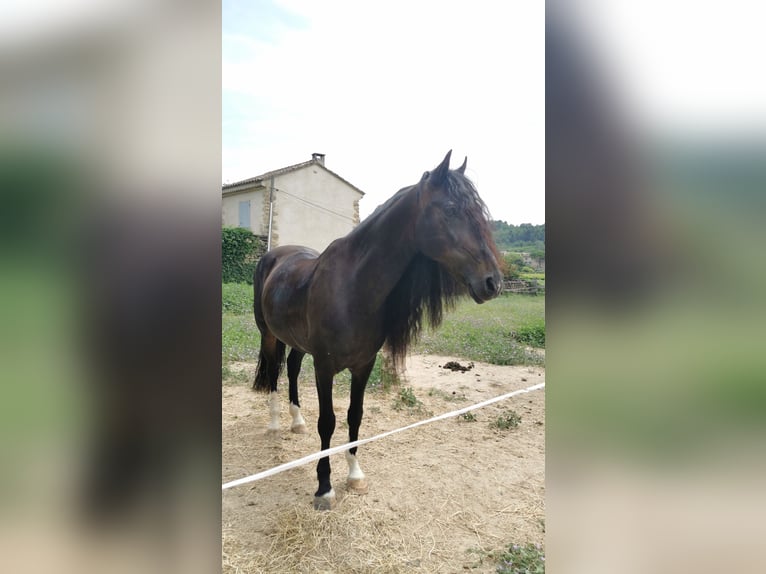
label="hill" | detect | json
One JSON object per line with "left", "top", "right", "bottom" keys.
{"left": 491, "top": 221, "right": 545, "bottom": 253}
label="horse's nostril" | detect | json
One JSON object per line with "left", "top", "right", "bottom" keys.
{"left": 486, "top": 276, "right": 496, "bottom": 294}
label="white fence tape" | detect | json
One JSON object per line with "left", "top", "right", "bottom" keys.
{"left": 222, "top": 381, "right": 544, "bottom": 491}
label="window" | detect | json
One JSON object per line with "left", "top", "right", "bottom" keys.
{"left": 238, "top": 200, "right": 251, "bottom": 229}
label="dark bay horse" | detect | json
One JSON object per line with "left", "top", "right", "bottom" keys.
{"left": 252, "top": 151, "right": 503, "bottom": 509}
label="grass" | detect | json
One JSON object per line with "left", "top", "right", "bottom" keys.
{"left": 222, "top": 312, "right": 260, "bottom": 362}
{"left": 513, "top": 320, "right": 546, "bottom": 348}
{"left": 222, "top": 315, "right": 398, "bottom": 394}
{"left": 519, "top": 272, "right": 545, "bottom": 281}
{"left": 222, "top": 364, "right": 250, "bottom": 386}
{"left": 490, "top": 410, "right": 522, "bottom": 430}
{"left": 466, "top": 542, "right": 545, "bottom": 572}
{"left": 222, "top": 285, "right": 545, "bottom": 375}
{"left": 495, "top": 543, "right": 545, "bottom": 574}
{"left": 223, "top": 283, "right": 401, "bottom": 390}
{"left": 277, "top": 352, "right": 398, "bottom": 396}
{"left": 413, "top": 293, "right": 545, "bottom": 365}
{"left": 222, "top": 282, "right": 253, "bottom": 315}
{"left": 428, "top": 387, "right": 468, "bottom": 402}
{"left": 392, "top": 386, "right": 425, "bottom": 413}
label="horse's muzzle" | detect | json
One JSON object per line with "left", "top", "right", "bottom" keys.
{"left": 468, "top": 271, "right": 503, "bottom": 303}
{"left": 486, "top": 275, "right": 499, "bottom": 296}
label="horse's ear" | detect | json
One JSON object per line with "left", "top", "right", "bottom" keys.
{"left": 431, "top": 150, "right": 452, "bottom": 185}
{"left": 457, "top": 156, "right": 467, "bottom": 174}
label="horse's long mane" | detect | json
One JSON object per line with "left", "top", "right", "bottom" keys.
{"left": 382, "top": 171, "right": 496, "bottom": 368}
{"left": 383, "top": 252, "right": 463, "bottom": 369}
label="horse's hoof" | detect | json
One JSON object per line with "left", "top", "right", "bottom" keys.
{"left": 346, "top": 478, "right": 369, "bottom": 495}
{"left": 313, "top": 489, "right": 336, "bottom": 511}
{"left": 290, "top": 423, "right": 308, "bottom": 434}
{"left": 265, "top": 427, "right": 280, "bottom": 436}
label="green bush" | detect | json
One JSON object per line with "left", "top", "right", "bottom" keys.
{"left": 490, "top": 410, "right": 522, "bottom": 430}
{"left": 392, "top": 386, "right": 425, "bottom": 413}
{"left": 222, "top": 227, "right": 265, "bottom": 284}
{"left": 496, "top": 543, "right": 545, "bottom": 574}
{"left": 513, "top": 320, "right": 546, "bottom": 348}
{"left": 502, "top": 252, "right": 523, "bottom": 280}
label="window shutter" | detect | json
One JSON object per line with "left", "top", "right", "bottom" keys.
{"left": 238, "top": 200, "right": 251, "bottom": 228}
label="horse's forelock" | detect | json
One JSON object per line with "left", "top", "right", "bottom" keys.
{"left": 445, "top": 171, "right": 490, "bottom": 217}
{"left": 445, "top": 172, "right": 498, "bottom": 253}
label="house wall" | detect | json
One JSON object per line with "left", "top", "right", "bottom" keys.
{"left": 222, "top": 188, "right": 266, "bottom": 236}
{"left": 222, "top": 166, "right": 362, "bottom": 252}
{"left": 270, "top": 167, "right": 361, "bottom": 252}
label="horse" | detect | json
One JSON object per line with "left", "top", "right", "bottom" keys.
{"left": 252, "top": 151, "right": 503, "bottom": 509}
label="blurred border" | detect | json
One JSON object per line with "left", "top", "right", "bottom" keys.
{"left": 1, "top": 2, "right": 221, "bottom": 573}
{"left": 547, "top": 2, "right": 766, "bottom": 573}
{"left": 3, "top": 1, "right": 765, "bottom": 572}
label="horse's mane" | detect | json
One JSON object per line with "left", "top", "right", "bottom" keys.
{"left": 382, "top": 171, "right": 496, "bottom": 368}
{"left": 383, "top": 253, "right": 463, "bottom": 369}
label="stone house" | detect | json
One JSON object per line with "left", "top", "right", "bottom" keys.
{"left": 222, "top": 153, "right": 365, "bottom": 252}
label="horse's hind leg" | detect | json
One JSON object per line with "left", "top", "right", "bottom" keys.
{"left": 253, "top": 331, "right": 286, "bottom": 432}
{"left": 345, "top": 358, "right": 376, "bottom": 495}
{"left": 268, "top": 339, "right": 286, "bottom": 433}
{"left": 286, "top": 348, "right": 307, "bottom": 434}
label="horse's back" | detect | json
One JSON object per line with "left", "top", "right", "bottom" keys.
{"left": 255, "top": 245, "right": 319, "bottom": 288}
{"left": 269, "top": 245, "right": 321, "bottom": 260}
{"left": 258, "top": 244, "right": 319, "bottom": 269}
{"left": 255, "top": 245, "right": 321, "bottom": 352}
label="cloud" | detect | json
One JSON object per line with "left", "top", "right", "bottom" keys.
{"left": 223, "top": 1, "right": 545, "bottom": 223}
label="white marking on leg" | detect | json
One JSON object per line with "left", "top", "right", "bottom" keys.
{"left": 289, "top": 402, "right": 307, "bottom": 432}
{"left": 313, "top": 487, "right": 336, "bottom": 510}
{"left": 267, "top": 391, "right": 280, "bottom": 431}
{"left": 345, "top": 451, "right": 365, "bottom": 481}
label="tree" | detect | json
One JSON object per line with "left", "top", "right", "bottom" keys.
{"left": 501, "top": 252, "right": 523, "bottom": 280}
{"left": 490, "top": 221, "right": 545, "bottom": 251}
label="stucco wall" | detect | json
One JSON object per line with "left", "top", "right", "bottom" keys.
{"left": 270, "top": 167, "right": 361, "bottom": 252}
{"left": 223, "top": 164, "right": 363, "bottom": 253}
{"left": 222, "top": 188, "right": 266, "bottom": 236}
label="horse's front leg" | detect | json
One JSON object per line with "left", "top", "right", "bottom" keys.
{"left": 313, "top": 361, "right": 336, "bottom": 510}
{"left": 345, "top": 359, "right": 375, "bottom": 495}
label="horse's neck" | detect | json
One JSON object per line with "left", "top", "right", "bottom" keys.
{"left": 346, "top": 189, "right": 419, "bottom": 309}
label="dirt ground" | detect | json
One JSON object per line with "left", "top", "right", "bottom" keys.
{"left": 222, "top": 354, "right": 545, "bottom": 573}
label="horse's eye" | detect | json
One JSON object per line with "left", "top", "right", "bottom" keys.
{"left": 444, "top": 203, "right": 458, "bottom": 217}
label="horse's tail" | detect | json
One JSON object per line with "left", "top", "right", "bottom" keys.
{"left": 253, "top": 339, "right": 286, "bottom": 392}
{"left": 252, "top": 252, "right": 286, "bottom": 392}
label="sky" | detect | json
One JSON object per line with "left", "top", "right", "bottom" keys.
{"left": 222, "top": 0, "right": 545, "bottom": 224}
{"left": 567, "top": 0, "right": 766, "bottom": 137}
{"left": 223, "top": 1, "right": 765, "bottom": 225}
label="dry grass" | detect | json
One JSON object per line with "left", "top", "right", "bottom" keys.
{"left": 260, "top": 501, "right": 424, "bottom": 572}
{"left": 222, "top": 355, "right": 545, "bottom": 573}
{"left": 223, "top": 488, "right": 544, "bottom": 574}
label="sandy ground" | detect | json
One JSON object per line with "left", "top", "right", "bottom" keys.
{"left": 222, "top": 354, "right": 545, "bottom": 573}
